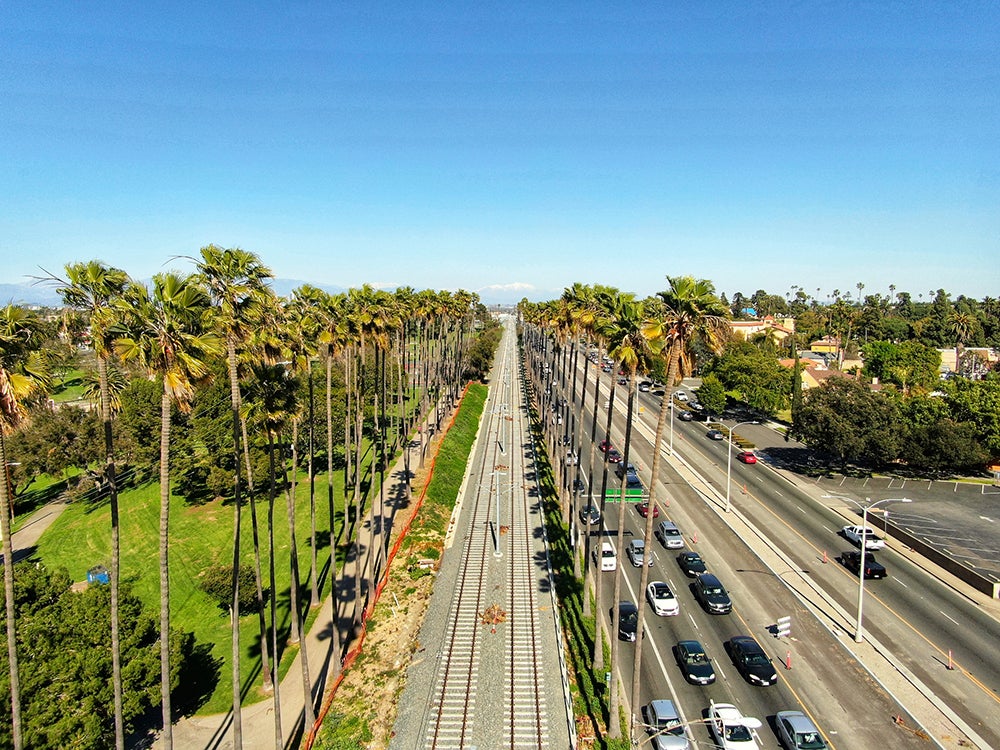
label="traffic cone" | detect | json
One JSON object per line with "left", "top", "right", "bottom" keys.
{"left": 692, "top": 531, "right": 698, "bottom": 544}
{"left": 785, "top": 651, "right": 792, "bottom": 670}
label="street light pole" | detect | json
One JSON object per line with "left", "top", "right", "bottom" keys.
{"left": 850, "top": 496, "right": 912, "bottom": 642}
{"left": 725, "top": 421, "right": 758, "bottom": 513}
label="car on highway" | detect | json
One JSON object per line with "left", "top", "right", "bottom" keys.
{"left": 638, "top": 380, "right": 652, "bottom": 392}
{"left": 706, "top": 429, "right": 725, "bottom": 440}
{"left": 565, "top": 450, "right": 578, "bottom": 465}
{"left": 642, "top": 699, "right": 690, "bottom": 749}
{"left": 579, "top": 504, "right": 601, "bottom": 525}
{"left": 626, "top": 539, "right": 654, "bottom": 567}
{"left": 618, "top": 376, "right": 628, "bottom": 385}
{"left": 573, "top": 478, "right": 587, "bottom": 496}
{"left": 674, "top": 390, "right": 689, "bottom": 402}
{"left": 601, "top": 363, "right": 613, "bottom": 373}
{"left": 637, "top": 500, "right": 660, "bottom": 518}
{"left": 646, "top": 581, "right": 679, "bottom": 616}
{"left": 840, "top": 550, "right": 887, "bottom": 579}
{"left": 655, "top": 520, "right": 685, "bottom": 549}
{"left": 676, "top": 551, "right": 707, "bottom": 577}
{"left": 599, "top": 439, "right": 613, "bottom": 453}
{"left": 678, "top": 409, "right": 695, "bottom": 421}
{"left": 774, "top": 710, "right": 828, "bottom": 749}
{"left": 607, "top": 448, "right": 623, "bottom": 463}
{"left": 725, "top": 635, "right": 778, "bottom": 686}
{"left": 596, "top": 542, "right": 617, "bottom": 571}
{"left": 673, "top": 639, "right": 716, "bottom": 685}
{"left": 842, "top": 524, "right": 886, "bottom": 550}
{"left": 736, "top": 451, "right": 758, "bottom": 464}
{"left": 707, "top": 701, "right": 762, "bottom": 749}
{"left": 613, "top": 601, "right": 639, "bottom": 641}
{"left": 693, "top": 573, "right": 732, "bottom": 614}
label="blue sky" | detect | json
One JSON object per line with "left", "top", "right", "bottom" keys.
{"left": 2, "top": 2, "right": 998, "bottom": 304}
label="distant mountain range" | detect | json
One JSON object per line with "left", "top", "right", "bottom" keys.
{"left": 1, "top": 280, "right": 548, "bottom": 308}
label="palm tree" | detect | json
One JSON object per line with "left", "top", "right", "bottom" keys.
{"left": 113, "top": 274, "right": 222, "bottom": 749}
{"left": 948, "top": 311, "right": 975, "bottom": 375}
{"left": 0, "top": 304, "right": 51, "bottom": 750}
{"left": 50, "top": 261, "right": 130, "bottom": 750}
{"left": 194, "top": 244, "right": 273, "bottom": 745}
{"left": 631, "top": 276, "right": 728, "bottom": 739}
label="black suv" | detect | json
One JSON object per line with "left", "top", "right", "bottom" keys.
{"left": 693, "top": 573, "right": 732, "bottom": 614}
{"left": 726, "top": 635, "right": 778, "bottom": 686}
{"left": 841, "top": 550, "right": 887, "bottom": 579}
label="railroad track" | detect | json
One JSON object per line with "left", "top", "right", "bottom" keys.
{"left": 422, "top": 321, "right": 551, "bottom": 750}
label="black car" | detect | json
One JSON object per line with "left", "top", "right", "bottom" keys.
{"left": 579, "top": 504, "right": 601, "bottom": 525}
{"left": 725, "top": 635, "right": 778, "bottom": 686}
{"left": 676, "top": 551, "right": 707, "bottom": 577}
{"left": 678, "top": 410, "right": 695, "bottom": 422}
{"left": 693, "top": 573, "right": 732, "bottom": 614}
{"left": 840, "top": 550, "right": 887, "bottom": 579}
{"left": 612, "top": 601, "right": 639, "bottom": 641}
{"left": 673, "top": 639, "right": 716, "bottom": 685}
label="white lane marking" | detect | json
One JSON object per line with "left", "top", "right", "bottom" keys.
{"left": 979, "top": 515, "right": 995, "bottom": 523}
{"left": 940, "top": 610, "right": 961, "bottom": 627}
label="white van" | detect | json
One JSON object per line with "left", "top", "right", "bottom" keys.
{"left": 596, "top": 542, "right": 617, "bottom": 571}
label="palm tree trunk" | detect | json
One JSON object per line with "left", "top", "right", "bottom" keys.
{"left": 242, "top": 415, "right": 273, "bottom": 696}
{"left": 226, "top": 338, "right": 244, "bottom": 749}
{"left": 629, "top": 371, "right": 660, "bottom": 742}
{"left": 158, "top": 390, "right": 174, "bottom": 749}
{"left": 608, "top": 381, "right": 637, "bottom": 740}
{"left": 266, "top": 431, "right": 283, "bottom": 747}
{"left": 326, "top": 347, "right": 342, "bottom": 675}
{"left": 98, "top": 354, "right": 125, "bottom": 750}
{"left": 592, "top": 377, "right": 615, "bottom": 669}
{"left": 308, "top": 359, "right": 320, "bottom": 609}
{"left": 285, "top": 419, "right": 316, "bottom": 728}
{"left": 0, "top": 430, "right": 23, "bottom": 750}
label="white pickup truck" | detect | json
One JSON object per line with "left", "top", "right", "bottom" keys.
{"left": 842, "top": 525, "right": 886, "bottom": 550}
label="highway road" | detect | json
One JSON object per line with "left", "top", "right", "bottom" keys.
{"left": 524, "top": 336, "right": 996, "bottom": 749}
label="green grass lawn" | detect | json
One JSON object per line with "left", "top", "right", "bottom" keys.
{"left": 50, "top": 368, "right": 89, "bottom": 403}
{"left": 36, "top": 449, "right": 397, "bottom": 715}
{"left": 33, "top": 387, "right": 426, "bottom": 716}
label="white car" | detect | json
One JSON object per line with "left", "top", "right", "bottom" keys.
{"left": 596, "top": 542, "right": 617, "bottom": 571}
{"left": 674, "top": 390, "right": 689, "bottom": 402}
{"left": 842, "top": 525, "right": 886, "bottom": 550}
{"left": 707, "top": 701, "right": 762, "bottom": 750}
{"left": 646, "top": 581, "right": 680, "bottom": 616}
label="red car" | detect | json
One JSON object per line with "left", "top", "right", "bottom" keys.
{"left": 607, "top": 448, "right": 623, "bottom": 463}
{"left": 637, "top": 501, "right": 660, "bottom": 518}
{"left": 736, "top": 451, "right": 758, "bottom": 464}
{"left": 599, "top": 440, "right": 614, "bottom": 453}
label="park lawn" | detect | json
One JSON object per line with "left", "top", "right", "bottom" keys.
{"left": 50, "top": 368, "right": 89, "bottom": 403}
{"left": 36, "top": 460, "right": 363, "bottom": 715}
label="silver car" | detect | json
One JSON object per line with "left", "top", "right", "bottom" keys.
{"left": 627, "top": 539, "right": 654, "bottom": 567}
{"left": 775, "top": 710, "right": 827, "bottom": 750}
{"left": 644, "top": 699, "right": 690, "bottom": 749}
